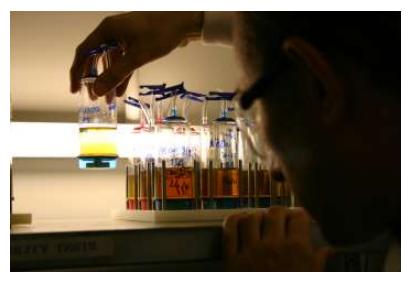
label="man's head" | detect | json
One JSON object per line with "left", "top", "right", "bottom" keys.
{"left": 234, "top": 12, "right": 401, "bottom": 246}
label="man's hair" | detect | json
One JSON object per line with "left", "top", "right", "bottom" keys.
{"left": 238, "top": 12, "right": 401, "bottom": 96}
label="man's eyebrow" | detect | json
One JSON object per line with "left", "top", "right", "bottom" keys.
{"left": 235, "top": 79, "right": 252, "bottom": 94}
{"left": 239, "top": 76, "right": 270, "bottom": 109}
{"left": 234, "top": 86, "right": 246, "bottom": 96}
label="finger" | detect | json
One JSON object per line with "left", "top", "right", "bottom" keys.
{"left": 105, "top": 91, "right": 116, "bottom": 104}
{"left": 262, "top": 206, "right": 287, "bottom": 244}
{"left": 286, "top": 207, "right": 311, "bottom": 243}
{"left": 105, "top": 47, "right": 131, "bottom": 99}
{"left": 90, "top": 94, "right": 99, "bottom": 101}
{"left": 95, "top": 39, "right": 174, "bottom": 96}
{"left": 81, "top": 56, "right": 95, "bottom": 80}
{"left": 75, "top": 56, "right": 95, "bottom": 98}
{"left": 103, "top": 44, "right": 125, "bottom": 69}
{"left": 103, "top": 48, "right": 126, "bottom": 104}
{"left": 237, "top": 212, "right": 263, "bottom": 250}
{"left": 94, "top": 54, "right": 135, "bottom": 97}
{"left": 312, "top": 246, "right": 333, "bottom": 271}
{"left": 86, "top": 83, "right": 99, "bottom": 101}
{"left": 70, "top": 22, "right": 107, "bottom": 93}
{"left": 81, "top": 77, "right": 99, "bottom": 101}
{"left": 116, "top": 74, "right": 132, "bottom": 97}
{"left": 223, "top": 213, "right": 244, "bottom": 259}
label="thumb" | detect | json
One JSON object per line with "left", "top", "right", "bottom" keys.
{"left": 94, "top": 55, "right": 134, "bottom": 97}
{"left": 311, "top": 246, "right": 334, "bottom": 272}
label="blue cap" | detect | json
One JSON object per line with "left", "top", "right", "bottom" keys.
{"left": 184, "top": 90, "right": 205, "bottom": 98}
{"left": 205, "top": 96, "right": 226, "bottom": 101}
{"left": 84, "top": 46, "right": 103, "bottom": 57}
{"left": 164, "top": 115, "right": 186, "bottom": 123}
{"left": 207, "top": 91, "right": 236, "bottom": 101}
{"left": 153, "top": 83, "right": 185, "bottom": 100}
{"left": 124, "top": 97, "right": 151, "bottom": 109}
{"left": 100, "top": 41, "right": 121, "bottom": 51}
{"left": 139, "top": 83, "right": 167, "bottom": 96}
{"left": 180, "top": 91, "right": 205, "bottom": 102}
{"left": 214, "top": 116, "right": 236, "bottom": 123}
{"left": 140, "top": 83, "right": 166, "bottom": 90}
{"left": 78, "top": 156, "right": 118, "bottom": 169}
{"left": 155, "top": 82, "right": 185, "bottom": 94}
{"left": 209, "top": 91, "right": 236, "bottom": 97}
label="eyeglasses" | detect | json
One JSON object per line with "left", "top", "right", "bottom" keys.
{"left": 233, "top": 46, "right": 293, "bottom": 165}
{"left": 234, "top": 76, "right": 275, "bottom": 164}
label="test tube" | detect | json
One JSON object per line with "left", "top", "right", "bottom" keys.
{"left": 125, "top": 85, "right": 160, "bottom": 211}
{"left": 152, "top": 83, "right": 195, "bottom": 210}
{"left": 256, "top": 163, "right": 273, "bottom": 208}
{"left": 205, "top": 92, "right": 240, "bottom": 209}
{"left": 237, "top": 104, "right": 277, "bottom": 208}
{"left": 125, "top": 83, "right": 163, "bottom": 211}
{"left": 126, "top": 163, "right": 137, "bottom": 210}
{"left": 77, "top": 44, "right": 120, "bottom": 169}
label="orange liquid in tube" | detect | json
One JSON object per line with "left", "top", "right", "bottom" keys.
{"left": 214, "top": 168, "right": 239, "bottom": 197}
{"left": 258, "top": 169, "right": 272, "bottom": 197}
{"left": 134, "top": 166, "right": 195, "bottom": 210}
{"left": 201, "top": 167, "right": 240, "bottom": 209}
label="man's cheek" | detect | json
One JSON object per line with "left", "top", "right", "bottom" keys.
{"left": 260, "top": 105, "right": 284, "bottom": 152}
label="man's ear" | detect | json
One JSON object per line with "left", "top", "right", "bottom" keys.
{"left": 282, "top": 36, "right": 344, "bottom": 125}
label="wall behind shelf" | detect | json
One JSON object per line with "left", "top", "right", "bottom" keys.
{"left": 12, "top": 158, "right": 127, "bottom": 219}
{"left": 11, "top": 11, "right": 239, "bottom": 124}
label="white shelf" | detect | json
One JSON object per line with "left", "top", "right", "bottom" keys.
{"left": 112, "top": 208, "right": 266, "bottom": 223}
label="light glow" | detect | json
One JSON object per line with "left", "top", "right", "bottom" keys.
{"left": 11, "top": 122, "right": 79, "bottom": 157}
{"left": 11, "top": 122, "right": 134, "bottom": 158}
{"left": 10, "top": 122, "right": 205, "bottom": 159}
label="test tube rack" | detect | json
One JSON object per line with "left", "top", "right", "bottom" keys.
{"left": 125, "top": 159, "right": 294, "bottom": 211}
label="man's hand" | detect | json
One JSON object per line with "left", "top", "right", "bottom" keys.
{"left": 70, "top": 12, "right": 203, "bottom": 97}
{"left": 223, "top": 207, "right": 331, "bottom": 271}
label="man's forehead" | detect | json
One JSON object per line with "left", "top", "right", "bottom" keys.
{"left": 234, "top": 32, "right": 265, "bottom": 90}
{"left": 234, "top": 14, "right": 273, "bottom": 89}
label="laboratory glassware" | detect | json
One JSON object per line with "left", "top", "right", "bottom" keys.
{"left": 153, "top": 83, "right": 196, "bottom": 210}
{"left": 204, "top": 92, "right": 240, "bottom": 209}
{"left": 78, "top": 44, "right": 121, "bottom": 169}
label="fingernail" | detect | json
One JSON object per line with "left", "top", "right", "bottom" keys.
{"left": 90, "top": 93, "right": 99, "bottom": 101}
{"left": 106, "top": 95, "right": 113, "bottom": 104}
{"left": 70, "top": 84, "right": 79, "bottom": 94}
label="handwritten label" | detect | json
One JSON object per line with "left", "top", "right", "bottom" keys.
{"left": 166, "top": 168, "right": 194, "bottom": 199}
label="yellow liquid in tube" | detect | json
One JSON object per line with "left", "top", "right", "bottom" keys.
{"left": 79, "top": 126, "right": 118, "bottom": 157}
{"left": 78, "top": 126, "right": 118, "bottom": 169}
